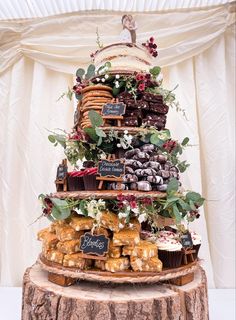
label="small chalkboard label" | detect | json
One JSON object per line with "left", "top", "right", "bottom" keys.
{"left": 80, "top": 233, "right": 109, "bottom": 256}
{"left": 102, "top": 103, "right": 126, "bottom": 116}
{"left": 56, "top": 164, "right": 67, "bottom": 180}
{"left": 181, "top": 232, "right": 193, "bottom": 248}
{"left": 98, "top": 160, "right": 125, "bottom": 178}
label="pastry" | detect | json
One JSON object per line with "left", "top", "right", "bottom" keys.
{"left": 131, "top": 240, "right": 158, "bottom": 260}
{"left": 56, "top": 239, "right": 81, "bottom": 254}
{"left": 100, "top": 211, "right": 119, "bottom": 232}
{"left": 113, "top": 228, "right": 140, "bottom": 246}
{"left": 69, "top": 216, "right": 94, "bottom": 231}
{"left": 42, "top": 232, "right": 59, "bottom": 249}
{"left": 37, "top": 228, "right": 50, "bottom": 241}
{"left": 63, "top": 253, "right": 91, "bottom": 268}
{"left": 55, "top": 224, "right": 83, "bottom": 241}
{"left": 105, "top": 257, "right": 130, "bottom": 272}
{"left": 46, "top": 249, "right": 64, "bottom": 264}
{"left": 94, "top": 259, "right": 106, "bottom": 270}
{"left": 130, "top": 256, "right": 162, "bottom": 272}
{"left": 109, "top": 240, "right": 121, "bottom": 258}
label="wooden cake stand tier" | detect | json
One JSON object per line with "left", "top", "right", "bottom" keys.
{"left": 22, "top": 263, "right": 209, "bottom": 320}
{"left": 38, "top": 255, "right": 199, "bottom": 284}
{"left": 50, "top": 190, "right": 166, "bottom": 200}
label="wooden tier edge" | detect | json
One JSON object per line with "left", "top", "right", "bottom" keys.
{"left": 50, "top": 190, "right": 166, "bottom": 200}
{"left": 38, "top": 255, "right": 199, "bottom": 284}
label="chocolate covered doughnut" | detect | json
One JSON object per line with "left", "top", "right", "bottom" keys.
{"left": 136, "top": 181, "right": 152, "bottom": 191}
{"left": 142, "top": 161, "right": 160, "bottom": 170}
{"left": 125, "top": 166, "right": 135, "bottom": 174}
{"left": 124, "top": 148, "right": 140, "bottom": 159}
{"left": 140, "top": 144, "right": 155, "bottom": 153}
{"left": 141, "top": 168, "right": 157, "bottom": 176}
{"left": 123, "top": 174, "right": 138, "bottom": 183}
{"left": 156, "top": 184, "right": 168, "bottom": 192}
{"left": 109, "top": 183, "right": 128, "bottom": 190}
{"left": 147, "top": 176, "right": 163, "bottom": 184}
{"left": 133, "top": 152, "right": 150, "bottom": 163}
{"left": 157, "top": 170, "right": 170, "bottom": 179}
{"left": 134, "top": 169, "right": 143, "bottom": 177}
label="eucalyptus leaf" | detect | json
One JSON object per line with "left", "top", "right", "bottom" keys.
{"left": 50, "top": 198, "right": 71, "bottom": 220}
{"left": 95, "top": 127, "right": 106, "bottom": 138}
{"left": 167, "top": 178, "right": 179, "bottom": 194}
{"left": 172, "top": 203, "right": 182, "bottom": 223}
{"left": 97, "top": 136, "right": 103, "bottom": 146}
{"left": 158, "top": 129, "right": 171, "bottom": 141}
{"left": 75, "top": 93, "right": 82, "bottom": 100}
{"left": 112, "top": 86, "right": 120, "bottom": 96}
{"left": 48, "top": 135, "right": 56, "bottom": 143}
{"left": 150, "top": 133, "right": 162, "bottom": 146}
{"left": 76, "top": 68, "right": 85, "bottom": 78}
{"left": 85, "top": 64, "right": 96, "bottom": 79}
{"left": 189, "top": 200, "right": 197, "bottom": 210}
{"left": 149, "top": 66, "right": 161, "bottom": 76}
{"left": 181, "top": 137, "right": 190, "bottom": 146}
{"left": 84, "top": 127, "right": 98, "bottom": 142}
{"left": 79, "top": 200, "right": 88, "bottom": 216}
{"left": 186, "top": 191, "right": 201, "bottom": 202}
{"left": 177, "top": 198, "right": 191, "bottom": 211}
{"left": 88, "top": 110, "right": 103, "bottom": 127}
{"left": 163, "top": 196, "right": 180, "bottom": 209}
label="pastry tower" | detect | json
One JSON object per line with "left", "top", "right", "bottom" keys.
{"left": 37, "top": 16, "right": 204, "bottom": 282}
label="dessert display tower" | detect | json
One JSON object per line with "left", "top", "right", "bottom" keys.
{"left": 22, "top": 16, "right": 208, "bottom": 320}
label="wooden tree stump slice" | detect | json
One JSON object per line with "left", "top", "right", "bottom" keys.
{"left": 22, "top": 263, "right": 208, "bottom": 320}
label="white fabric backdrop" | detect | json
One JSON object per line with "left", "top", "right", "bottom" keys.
{"left": 0, "top": 3, "right": 235, "bottom": 287}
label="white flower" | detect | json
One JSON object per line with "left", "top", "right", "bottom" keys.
{"left": 104, "top": 66, "right": 109, "bottom": 71}
{"left": 124, "top": 130, "right": 128, "bottom": 134}
{"left": 98, "top": 199, "right": 105, "bottom": 207}
{"left": 105, "top": 74, "right": 109, "bottom": 79}
{"left": 129, "top": 223, "right": 134, "bottom": 228}
{"left": 96, "top": 78, "right": 100, "bottom": 82}
{"left": 117, "top": 143, "right": 121, "bottom": 148}
{"left": 73, "top": 208, "right": 84, "bottom": 216}
{"left": 118, "top": 212, "right": 128, "bottom": 219}
{"left": 132, "top": 207, "right": 140, "bottom": 215}
{"left": 138, "top": 213, "right": 147, "bottom": 224}
{"left": 119, "top": 223, "right": 125, "bottom": 229}
{"left": 115, "top": 74, "right": 120, "bottom": 79}
{"left": 82, "top": 75, "right": 86, "bottom": 79}
{"left": 101, "top": 78, "right": 105, "bottom": 82}
{"left": 88, "top": 211, "right": 96, "bottom": 219}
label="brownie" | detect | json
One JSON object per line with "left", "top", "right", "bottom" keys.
{"left": 142, "top": 92, "right": 163, "bottom": 103}
{"left": 123, "top": 116, "right": 138, "bottom": 127}
{"left": 149, "top": 103, "right": 169, "bottom": 114}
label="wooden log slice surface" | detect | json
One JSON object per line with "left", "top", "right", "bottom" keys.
{"left": 22, "top": 263, "right": 209, "bottom": 320}
{"left": 38, "top": 255, "right": 199, "bottom": 284}
{"left": 50, "top": 190, "right": 166, "bottom": 200}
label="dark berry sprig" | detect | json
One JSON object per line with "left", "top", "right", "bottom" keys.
{"left": 142, "top": 37, "right": 158, "bottom": 57}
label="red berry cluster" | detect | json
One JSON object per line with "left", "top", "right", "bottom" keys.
{"left": 117, "top": 194, "right": 137, "bottom": 209}
{"left": 142, "top": 37, "right": 158, "bottom": 57}
{"left": 43, "top": 198, "right": 53, "bottom": 216}
{"left": 135, "top": 73, "right": 151, "bottom": 92}
{"left": 163, "top": 140, "right": 178, "bottom": 153}
{"left": 188, "top": 210, "right": 200, "bottom": 219}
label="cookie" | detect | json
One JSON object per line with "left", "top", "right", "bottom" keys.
{"left": 81, "top": 85, "right": 113, "bottom": 94}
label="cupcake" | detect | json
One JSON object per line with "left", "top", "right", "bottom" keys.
{"left": 190, "top": 231, "right": 201, "bottom": 260}
{"left": 156, "top": 237, "right": 183, "bottom": 268}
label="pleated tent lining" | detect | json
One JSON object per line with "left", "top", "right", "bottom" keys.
{"left": 0, "top": 0, "right": 234, "bottom": 20}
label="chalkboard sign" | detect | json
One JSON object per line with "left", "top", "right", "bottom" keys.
{"left": 56, "top": 164, "right": 67, "bottom": 180}
{"left": 181, "top": 232, "right": 193, "bottom": 248}
{"left": 102, "top": 103, "right": 126, "bottom": 116}
{"left": 80, "top": 233, "right": 110, "bottom": 256}
{"left": 98, "top": 160, "right": 125, "bottom": 178}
